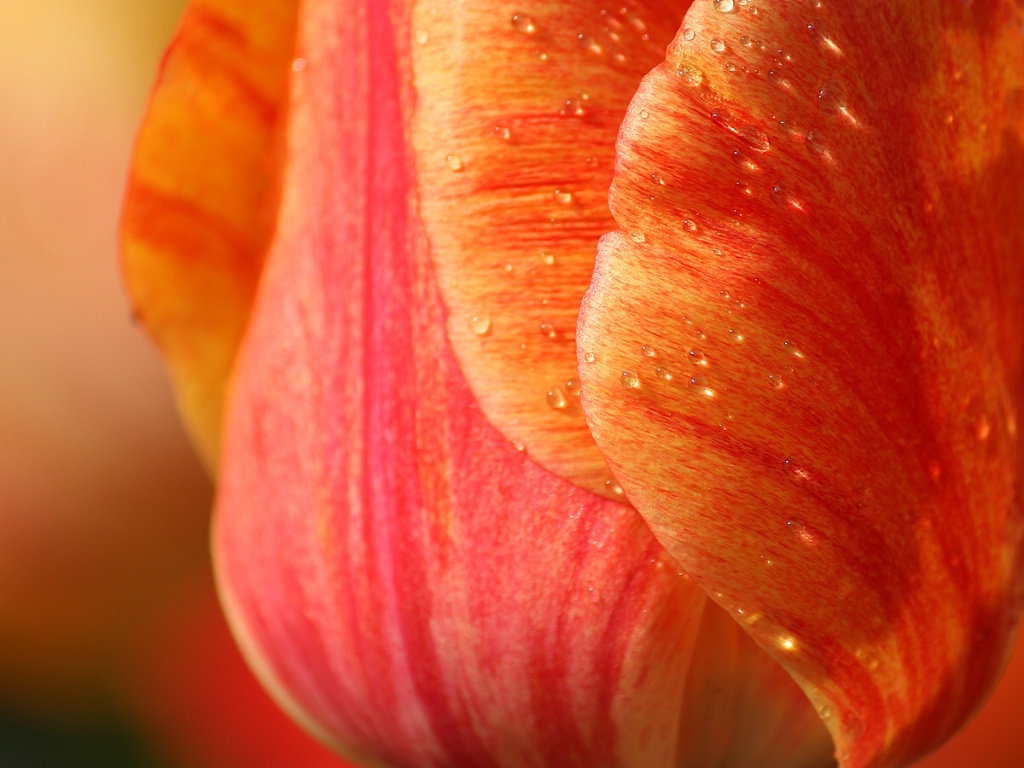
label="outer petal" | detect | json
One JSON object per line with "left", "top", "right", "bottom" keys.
{"left": 576, "top": 1, "right": 1024, "bottom": 767}
{"left": 213, "top": 1, "right": 708, "bottom": 766}
{"left": 121, "top": 0, "right": 296, "bottom": 470}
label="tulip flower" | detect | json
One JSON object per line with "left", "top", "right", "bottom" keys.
{"left": 121, "top": 0, "right": 1024, "bottom": 766}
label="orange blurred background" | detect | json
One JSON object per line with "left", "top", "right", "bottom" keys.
{"left": 0, "top": 1, "right": 1018, "bottom": 766}
{"left": 0, "top": 1, "right": 346, "bottom": 765}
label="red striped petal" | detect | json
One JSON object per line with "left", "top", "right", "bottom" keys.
{"left": 577, "top": 2, "right": 1024, "bottom": 766}
{"left": 213, "top": 2, "right": 708, "bottom": 765}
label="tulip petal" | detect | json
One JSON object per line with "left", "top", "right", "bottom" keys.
{"left": 577, "top": 2, "right": 1024, "bottom": 766}
{"left": 214, "top": 2, "right": 711, "bottom": 765}
{"left": 121, "top": 0, "right": 296, "bottom": 470}
{"left": 410, "top": 0, "right": 686, "bottom": 497}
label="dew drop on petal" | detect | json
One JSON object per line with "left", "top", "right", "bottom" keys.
{"left": 468, "top": 315, "right": 491, "bottom": 335}
{"left": 641, "top": 345, "right": 656, "bottom": 357}
{"left": 715, "top": 0, "right": 736, "bottom": 11}
{"left": 415, "top": 29, "right": 430, "bottom": 45}
{"left": 511, "top": 13, "right": 536, "bottom": 33}
{"left": 622, "top": 370, "right": 641, "bottom": 389}
{"left": 806, "top": 130, "right": 828, "bottom": 156}
{"left": 711, "top": 38, "right": 726, "bottom": 53}
{"left": 446, "top": 153, "right": 464, "bottom": 171}
{"left": 817, "top": 81, "right": 847, "bottom": 113}
{"left": 547, "top": 386, "right": 568, "bottom": 410}
{"left": 676, "top": 64, "right": 704, "bottom": 86}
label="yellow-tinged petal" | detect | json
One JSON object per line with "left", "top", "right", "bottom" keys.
{"left": 411, "top": 0, "right": 684, "bottom": 497}
{"left": 121, "top": 0, "right": 297, "bottom": 470}
{"left": 577, "top": 1, "right": 1024, "bottom": 766}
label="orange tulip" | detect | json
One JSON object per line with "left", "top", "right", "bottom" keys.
{"left": 122, "top": 1, "right": 1024, "bottom": 766}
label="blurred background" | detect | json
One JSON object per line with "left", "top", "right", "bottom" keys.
{"left": 0, "top": 1, "right": 346, "bottom": 765}
{"left": 0, "top": 1, "right": 1019, "bottom": 766}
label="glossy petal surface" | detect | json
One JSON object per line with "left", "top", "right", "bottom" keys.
{"left": 411, "top": 0, "right": 682, "bottom": 497}
{"left": 121, "top": 0, "right": 296, "bottom": 469}
{"left": 577, "top": 2, "right": 1024, "bottom": 767}
{"left": 214, "top": 2, "right": 708, "bottom": 765}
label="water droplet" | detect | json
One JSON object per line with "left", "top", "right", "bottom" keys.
{"left": 976, "top": 415, "right": 992, "bottom": 442}
{"left": 605, "top": 479, "right": 625, "bottom": 495}
{"left": 676, "top": 64, "right": 704, "bottom": 86}
{"left": 630, "top": 230, "right": 646, "bottom": 243}
{"left": 786, "top": 519, "right": 816, "bottom": 545}
{"left": 725, "top": 61, "right": 737, "bottom": 72}
{"left": 650, "top": 172, "right": 665, "bottom": 185}
{"left": 767, "top": 68, "right": 787, "bottom": 87}
{"left": 565, "top": 378, "right": 581, "bottom": 397}
{"left": 683, "top": 27, "right": 696, "bottom": 41}
{"left": 547, "top": 386, "right": 568, "bottom": 409}
{"left": 446, "top": 153, "right": 464, "bottom": 171}
{"left": 785, "top": 458, "right": 813, "bottom": 482}
{"left": 683, "top": 219, "right": 698, "bottom": 231}
{"left": 512, "top": 439, "right": 527, "bottom": 452}
{"left": 689, "top": 375, "right": 715, "bottom": 397}
{"left": 415, "top": 29, "right": 430, "bottom": 45}
{"left": 469, "top": 315, "right": 491, "bottom": 335}
{"left": 584, "top": 352, "right": 596, "bottom": 363}
{"left": 768, "top": 373, "right": 785, "bottom": 389}
{"left": 711, "top": 38, "right": 726, "bottom": 53}
{"left": 554, "top": 189, "right": 574, "bottom": 204}
{"left": 806, "top": 130, "right": 828, "bottom": 156}
{"left": 778, "top": 118, "right": 799, "bottom": 136}
{"left": 807, "top": 19, "right": 841, "bottom": 53}
{"left": 622, "top": 370, "right": 641, "bottom": 389}
{"left": 639, "top": 108, "right": 650, "bottom": 119}
{"left": 739, "top": 126, "right": 770, "bottom": 152}
{"left": 540, "top": 252, "right": 555, "bottom": 265}
{"left": 656, "top": 367, "right": 673, "bottom": 381}
{"left": 771, "top": 182, "right": 803, "bottom": 210}
{"left": 728, "top": 328, "right": 745, "bottom": 342}
{"left": 292, "top": 58, "right": 307, "bottom": 72}
{"left": 817, "top": 81, "right": 847, "bottom": 113}
{"left": 715, "top": 0, "right": 736, "bottom": 11}
{"left": 783, "top": 340, "right": 804, "bottom": 358}
{"left": 732, "top": 150, "right": 759, "bottom": 171}
{"left": 689, "top": 349, "right": 708, "bottom": 366}
{"left": 540, "top": 322, "right": 557, "bottom": 339}
{"left": 641, "top": 345, "right": 656, "bottom": 357}
{"left": 512, "top": 13, "right": 536, "bottom": 33}
{"left": 740, "top": 35, "right": 751, "bottom": 46}
{"left": 735, "top": 180, "right": 752, "bottom": 196}
{"left": 561, "top": 94, "right": 589, "bottom": 117}
{"left": 578, "top": 33, "right": 603, "bottom": 54}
